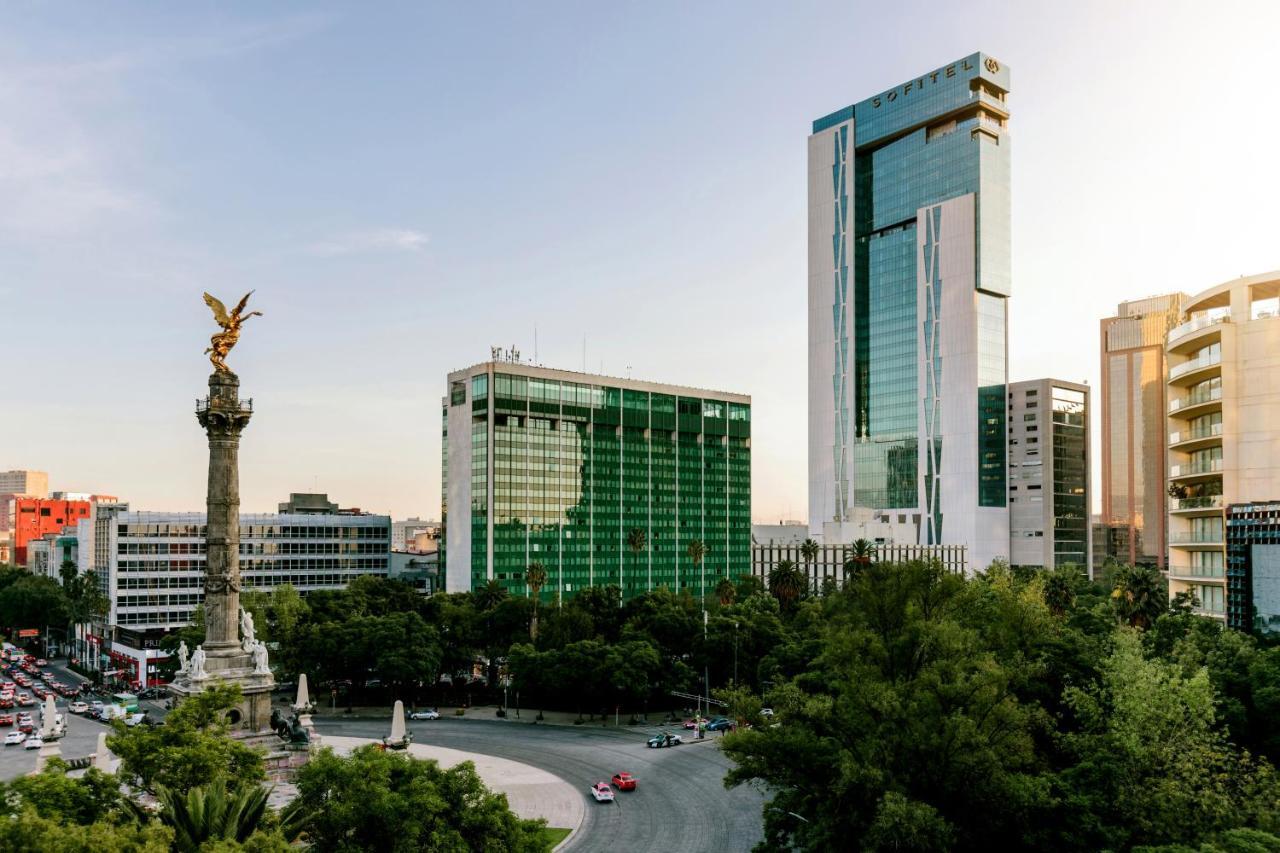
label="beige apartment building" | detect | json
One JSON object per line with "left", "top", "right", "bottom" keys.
{"left": 1166, "top": 271, "right": 1280, "bottom": 618}
{"left": 0, "top": 470, "right": 48, "bottom": 499}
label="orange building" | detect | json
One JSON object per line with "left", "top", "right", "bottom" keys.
{"left": 1, "top": 497, "right": 93, "bottom": 565}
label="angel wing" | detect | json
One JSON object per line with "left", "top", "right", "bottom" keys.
{"left": 203, "top": 293, "right": 230, "bottom": 326}
{"left": 230, "top": 290, "right": 255, "bottom": 318}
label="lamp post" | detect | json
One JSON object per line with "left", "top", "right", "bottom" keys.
{"left": 733, "top": 621, "right": 739, "bottom": 687}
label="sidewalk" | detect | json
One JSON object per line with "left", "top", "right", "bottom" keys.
{"left": 310, "top": 702, "right": 688, "bottom": 729}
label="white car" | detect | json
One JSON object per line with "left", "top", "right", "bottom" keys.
{"left": 124, "top": 713, "right": 148, "bottom": 727}
{"left": 23, "top": 735, "right": 42, "bottom": 750}
{"left": 589, "top": 782, "right": 615, "bottom": 803}
{"left": 68, "top": 701, "right": 89, "bottom": 714}
{"left": 4, "top": 731, "right": 25, "bottom": 746}
{"left": 760, "top": 708, "right": 775, "bottom": 718}
{"left": 409, "top": 709, "right": 440, "bottom": 721}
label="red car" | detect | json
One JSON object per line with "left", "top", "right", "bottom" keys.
{"left": 0, "top": 714, "right": 12, "bottom": 727}
{"left": 17, "top": 720, "right": 33, "bottom": 734}
{"left": 610, "top": 772, "right": 637, "bottom": 792}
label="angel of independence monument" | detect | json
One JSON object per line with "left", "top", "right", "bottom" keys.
{"left": 168, "top": 291, "right": 275, "bottom": 730}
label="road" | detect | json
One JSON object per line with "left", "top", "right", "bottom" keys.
{"left": 313, "top": 717, "right": 766, "bottom": 853}
{"left": 0, "top": 659, "right": 110, "bottom": 781}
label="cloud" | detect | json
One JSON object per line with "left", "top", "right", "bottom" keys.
{"left": 307, "top": 228, "right": 430, "bottom": 256}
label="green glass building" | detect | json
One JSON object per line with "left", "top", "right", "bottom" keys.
{"left": 442, "top": 361, "right": 751, "bottom": 601}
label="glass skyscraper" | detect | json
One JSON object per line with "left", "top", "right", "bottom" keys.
{"left": 808, "top": 52, "right": 1012, "bottom": 571}
{"left": 443, "top": 362, "right": 751, "bottom": 602}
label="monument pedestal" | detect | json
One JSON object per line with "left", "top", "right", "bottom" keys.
{"left": 170, "top": 648, "right": 274, "bottom": 731}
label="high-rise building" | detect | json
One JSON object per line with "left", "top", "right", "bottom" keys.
{"left": 1099, "top": 294, "right": 1186, "bottom": 570}
{"left": 1225, "top": 502, "right": 1280, "bottom": 634}
{"left": 1165, "top": 271, "right": 1280, "bottom": 619}
{"left": 808, "top": 52, "right": 1012, "bottom": 571}
{"left": 1007, "top": 379, "right": 1091, "bottom": 569}
{"left": 0, "top": 470, "right": 48, "bottom": 498}
{"left": 443, "top": 361, "right": 751, "bottom": 601}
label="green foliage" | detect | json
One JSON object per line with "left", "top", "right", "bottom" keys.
{"left": 0, "top": 573, "right": 69, "bottom": 634}
{"left": 289, "top": 744, "right": 548, "bottom": 852}
{"left": 767, "top": 560, "right": 804, "bottom": 611}
{"left": 0, "top": 807, "right": 174, "bottom": 852}
{"left": 157, "top": 775, "right": 273, "bottom": 851}
{"left": 1110, "top": 563, "right": 1169, "bottom": 629}
{"left": 107, "top": 683, "right": 265, "bottom": 794}
{"left": 5, "top": 759, "right": 128, "bottom": 825}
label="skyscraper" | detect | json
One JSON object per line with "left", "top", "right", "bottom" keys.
{"left": 1099, "top": 294, "right": 1185, "bottom": 570}
{"left": 808, "top": 53, "right": 1011, "bottom": 571}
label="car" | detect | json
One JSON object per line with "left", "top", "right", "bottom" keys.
{"left": 682, "top": 717, "right": 705, "bottom": 730}
{"left": 16, "top": 693, "right": 33, "bottom": 707}
{"left": 646, "top": 732, "right": 683, "bottom": 748}
{"left": 40, "top": 670, "right": 52, "bottom": 679}
{"left": 24, "top": 735, "right": 42, "bottom": 750}
{"left": 589, "top": 783, "right": 615, "bottom": 803}
{"left": 409, "top": 709, "right": 440, "bottom": 721}
{"left": 17, "top": 720, "right": 34, "bottom": 734}
{"left": 610, "top": 772, "right": 637, "bottom": 791}
{"left": 0, "top": 714, "right": 11, "bottom": 726}
{"left": 706, "top": 717, "right": 733, "bottom": 732}
{"left": 68, "top": 701, "right": 88, "bottom": 714}
{"left": 89, "top": 700, "right": 104, "bottom": 713}
{"left": 32, "top": 688, "right": 47, "bottom": 700}
{"left": 35, "top": 659, "right": 47, "bottom": 667}
{"left": 124, "top": 713, "right": 148, "bottom": 727}
{"left": 760, "top": 707, "right": 774, "bottom": 718}
{"left": 4, "top": 731, "right": 25, "bottom": 746}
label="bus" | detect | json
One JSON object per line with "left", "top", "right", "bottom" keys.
{"left": 111, "top": 693, "right": 140, "bottom": 713}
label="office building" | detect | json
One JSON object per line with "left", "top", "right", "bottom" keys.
{"left": 808, "top": 52, "right": 1012, "bottom": 572}
{"left": 1099, "top": 294, "right": 1186, "bottom": 569}
{"left": 81, "top": 509, "right": 390, "bottom": 687}
{"left": 1225, "top": 502, "right": 1280, "bottom": 634}
{"left": 443, "top": 360, "right": 751, "bottom": 601}
{"left": 1165, "top": 271, "right": 1280, "bottom": 618}
{"left": 753, "top": 540, "right": 967, "bottom": 591}
{"left": 392, "top": 518, "right": 440, "bottom": 552}
{"left": 0, "top": 470, "right": 48, "bottom": 498}
{"left": 1007, "top": 379, "right": 1090, "bottom": 569}
{"left": 3, "top": 496, "right": 92, "bottom": 566}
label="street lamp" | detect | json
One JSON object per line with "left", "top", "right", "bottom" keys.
{"left": 733, "top": 621, "right": 739, "bottom": 687}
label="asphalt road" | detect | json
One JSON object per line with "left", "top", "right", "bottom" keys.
{"left": 313, "top": 717, "right": 766, "bottom": 853}
{"left": 0, "top": 659, "right": 110, "bottom": 781}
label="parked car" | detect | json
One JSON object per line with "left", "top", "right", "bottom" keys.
{"left": 4, "top": 731, "right": 25, "bottom": 746}
{"left": 706, "top": 717, "right": 733, "bottom": 732}
{"left": 0, "top": 714, "right": 11, "bottom": 726}
{"left": 24, "top": 735, "right": 42, "bottom": 750}
{"left": 68, "top": 701, "right": 89, "bottom": 714}
{"left": 16, "top": 693, "right": 34, "bottom": 707}
{"left": 409, "top": 709, "right": 440, "bottom": 720}
{"left": 589, "top": 782, "right": 615, "bottom": 803}
{"left": 610, "top": 772, "right": 637, "bottom": 791}
{"left": 646, "top": 732, "right": 683, "bottom": 748}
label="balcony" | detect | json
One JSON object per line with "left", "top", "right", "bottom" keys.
{"left": 1170, "top": 457, "right": 1223, "bottom": 479}
{"left": 1168, "top": 349, "right": 1223, "bottom": 384}
{"left": 1168, "top": 422, "right": 1224, "bottom": 452}
{"left": 1169, "top": 386, "right": 1222, "bottom": 416}
{"left": 1167, "top": 565, "right": 1225, "bottom": 582}
{"left": 1168, "top": 311, "right": 1231, "bottom": 350}
{"left": 1168, "top": 530, "right": 1225, "bottom": 547}
{"left": 1169, "top": 495, "right": 1224, "bottom": 515}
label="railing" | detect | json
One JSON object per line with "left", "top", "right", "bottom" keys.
{"left": 1169, "top": 386, "right": 1222, "bottom": 413}
{"left": 1168, "top": 531, "right": 1225, "bottom": 545}
{"left": 1169, "top": 423, "right": 1223, "bottom": 445}
{"left": 1169, "top": 350, "right": 1222, "bottom": 380}
{"left": 196, "top": 398, "right": 254, "bottom": 414}
{"left": 1168, "top": 564, "right": 1225, "bottom": 579}
{"left": 1170, "top": 458, "right": 1223, "bottom": 477}
{"left": 1168, "top": 311, "right": 1230, "bottom": 346}
{"left": 1170, "top": 495, "right": 1224, "bottom": 511}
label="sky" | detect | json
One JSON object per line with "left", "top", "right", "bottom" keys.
{"left": 3, "top": 1, "right": 1279, "bottom": 523}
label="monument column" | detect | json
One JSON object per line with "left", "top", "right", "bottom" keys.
{"left": 196, "top": 372, "right": 252, "bottom": 659}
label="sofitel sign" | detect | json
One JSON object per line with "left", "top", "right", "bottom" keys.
{"left": 871, "top": 57, "right": 992, "bottom": 108}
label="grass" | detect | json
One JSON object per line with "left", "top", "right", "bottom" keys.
{"left": 540, "top": 827, "right": 572, "bottom": 849}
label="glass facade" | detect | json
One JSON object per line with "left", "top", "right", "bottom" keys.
{"left": 448, "top": 368, "right": 751, "bottom": 602}
{"left": 1051, "top": 387, "right": 1087, "bottom": 566}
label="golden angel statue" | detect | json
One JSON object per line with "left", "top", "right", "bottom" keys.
{"left": 203, "top": 291, "right": 263, "bottom": 374}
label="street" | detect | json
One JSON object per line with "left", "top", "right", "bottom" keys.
{"left": 0, "top": 658, "right": 111, "bottom": 781}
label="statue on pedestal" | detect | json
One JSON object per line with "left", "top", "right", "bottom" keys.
{"left": 240, "top": 607, "right": 257, "bottom": 653}
{"left": 251, "top": 640, "right": 270, "bottom": 675}
{"left": 176, "top": 641, "right": 190, "bottom": 676}
{"left": 202, "top": 292, "right": 262, "bottom": 375}
{"left": 189, "top": 645, "right": 208, "bottom": 681}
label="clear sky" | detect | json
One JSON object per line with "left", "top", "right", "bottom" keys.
{"left": 3, "top": 1, "right": 1278, "bottom": 522}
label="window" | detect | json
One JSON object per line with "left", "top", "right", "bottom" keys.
{"left": 450, "top": 381, "right": 466, "bottom": 406}
{"left": 1023, "top": 413, "right": 1036, "bottom": 422}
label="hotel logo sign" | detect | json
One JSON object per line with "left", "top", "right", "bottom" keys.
{"left": 871, "top": 57, "right": 996, "bottom": 108}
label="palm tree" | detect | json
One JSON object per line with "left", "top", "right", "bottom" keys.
{"left": 1109, "top": 564, "right": 1166, "bottom": 629}
{"left": 157, "top": 777, "right": 270, "bottom": 851}
{"left": 715, "top": 576, "right": 736, "bottom": 608}
{"left": 768, "top": 560, "right": 804, "bottom": 611}
{"left": 474, "top": 578, "right": 508, "bottom": 611}
{"left": 525, "top": 561, "right": 547, "bottom": 641}
{"left": 1043, "top": 569, "right": 1076, "bottom": 617}
{"left": 799, "top": 538, "right": 820, "bottom": 593}
{"left": 686, "top": 539, "right": 708, "bottom": 601}
{"left": 843, "top": 538, "right": 875, "bottom": 587}
{"left": 627, "top": 527, "right": 648, "bottom": 594}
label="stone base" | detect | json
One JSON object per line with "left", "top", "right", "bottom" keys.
{"left": 169, "top": 661, "right": 276, "bottom": 733}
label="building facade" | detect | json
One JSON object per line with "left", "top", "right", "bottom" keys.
{"left": 2, "top": 496, "right": 92, "bottom": 566}
{"left": 753, "top": 541, "right": 968, "bottom": 590}
{"left": 1008, "top": 379, "right": 1090, "bottom": 569}
{"left": 1099, "top": 294, "right": 1186, "bottom": 569}
{"left": 1225, "top": 502, "right": 1280, "bottom": 634}
{"left": 78, "top": 510, "right": 390, "bottom": 687}
{"left": 392, "top": 518, "right": 440, "bottom": 552}
{"left": 808, "top": 52, "right": 1012, "bottom": 573}
{"left": 1165, "top": 272, "right": 1280, "bottom": 619}
{"left": 0, "top": 470, "right": 48, "bottom": 498}
{"left": 443, "top": 361, "right": 751, "bottom": 601}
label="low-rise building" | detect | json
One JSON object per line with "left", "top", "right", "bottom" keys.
{"left": 752, "top": 540, "right": 967, "bottom": 591}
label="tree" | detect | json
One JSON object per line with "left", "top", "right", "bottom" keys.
{"left": 799, "top": 538, "right": 820, "bottom": 593}
{"left": 767, "top": 560, "right": 804, "bottom": 612}
{"left": 0, "top": 574, "right": 69, "bottom": 646}
{"left": 1110, "top": 564, "right": 1167, "bottom": 629}
{"left": 686, "top": 539, "right": 708, "bottom": 601}
{"left": 107, "top": 683, "right": 265, "bottom": 794}
{"left": 627, "top": 527, "right": 648, "bottom": 593}
{"left": 289, "top": 745, "right": 548, "bottom": 852}
{"left": 1043, "top": 566, "right": 1079, "bottom": 617}
{"left": 61, "top": 565, "right": 108, "bottom": 653}
{"left": 157, "top": 776, "right": 274, "bottom": 851}
{"left": 474, "top": 579, "right": 508, "bottom": 612}
{"left": 525, "top": 561, "right": 547, "bottom": 642}
{"left": 715, "top": 576, "right": 737, "bottom": 608}
{"left": 843, "top": 539, "right": 874, "bottom": 587}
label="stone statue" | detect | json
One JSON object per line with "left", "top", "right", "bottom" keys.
{"left": 203, "top": 291, "right": 262, "bottom": 374}
{"left": 189, "top": 644, "right": 208, "bottom": 681}
{"left": 252, "top": 640, "right": 270, "bottom": 675}
{"left": 240, "top": 606, "right": 256, "bottom": 652}
{"left": 270, "top": 708, "right": 310, "bottom": 744}
{"left": 176, "top": 641, "right": 190, "bottom": 675}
